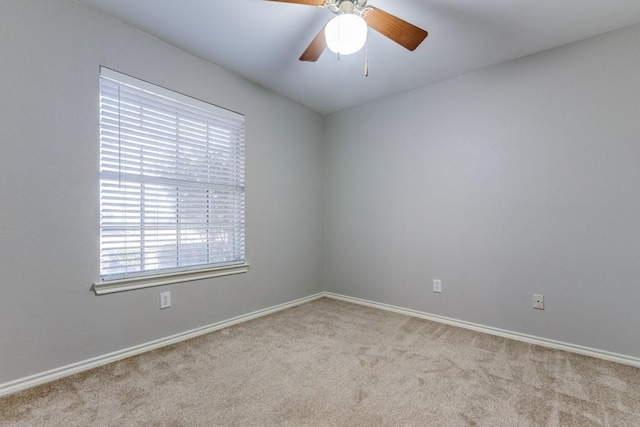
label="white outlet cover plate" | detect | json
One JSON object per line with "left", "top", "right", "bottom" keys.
{"left": 433, "top": 279, "right": 442, "bottom": 293}
{"left": 533, "top": 294, "right": 544, "bottom": 310}
{"left": 160, "top": 291, "right": 171, "bottom": 309}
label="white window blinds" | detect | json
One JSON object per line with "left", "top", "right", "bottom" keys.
{"left": 99, "top": 68, "right": 245, "bottom": 282}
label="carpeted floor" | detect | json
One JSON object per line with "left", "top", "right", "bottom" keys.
{"left": 1, "top": 297, "right": 639, "bottom": 426}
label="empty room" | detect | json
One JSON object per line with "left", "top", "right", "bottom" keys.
{"left": 1, "top": 0, "right": 640, "bottom": 425}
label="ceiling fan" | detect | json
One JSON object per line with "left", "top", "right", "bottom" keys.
{"left": 266, "top": 0, "right": 428, "bottom": 62}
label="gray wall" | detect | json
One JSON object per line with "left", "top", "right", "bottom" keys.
{"left": 0, "top": 0, "right": 324, "bottom": 384}
{"left": 324, "top": 24, "right": 640, "bottom": 358}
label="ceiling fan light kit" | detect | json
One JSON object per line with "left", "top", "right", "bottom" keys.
{"left": 267, "top": 0, "right": 428, "bottom": 62}
{"left": 325, "top": 14, "right": 368, "bottom": 55}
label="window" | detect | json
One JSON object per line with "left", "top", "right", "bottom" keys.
{"left": 94, "top": 68, "right": 247, "bottom": 295}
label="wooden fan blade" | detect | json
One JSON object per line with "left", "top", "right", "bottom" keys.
{"left": 364, "top": 7, "right": 428, "bottom": 51}
{"left": 299, "top": 25, "right": 327, "bottom": 62}
{"left": 265, "top": 0, "right": 326, "bottom": 6}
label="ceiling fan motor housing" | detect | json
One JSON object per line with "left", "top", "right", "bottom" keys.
{"left": 338, "top": 0, "right": 355, "bottom": 14}
{"left": 335, "top": 0, "right": 367, "bottom": 16}
{"left": 328, "top": 0, "right": 367, "bottom": 16}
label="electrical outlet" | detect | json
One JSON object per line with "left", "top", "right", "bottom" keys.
{"left": 160, "top": 291, "right": 171, "bottom": 309}
{"left": 532, "top": 294, "right": 544, "bottom": 310}
{"left": 433, "top": 279, "right": 442, "bottom": 293}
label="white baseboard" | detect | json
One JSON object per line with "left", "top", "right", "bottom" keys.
{"left": 323, "top": 292, "right": 640, "bottom": 368}
{"left": 3, "top": 290, "right": 639, "bottom": 397}
{"left": 0, "top": 293, "right": 324, "bottom": 397}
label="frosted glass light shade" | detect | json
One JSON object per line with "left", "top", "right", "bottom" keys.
{"left": 325, "top": 14, "right": 368, "bottom": 55}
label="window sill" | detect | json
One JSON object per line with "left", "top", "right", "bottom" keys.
{"left": 92, "top": 263, "right": 250, "bottom": 295}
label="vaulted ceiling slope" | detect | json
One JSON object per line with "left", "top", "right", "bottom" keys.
{"left": 78, "top": 0, "right": 640, "bottom": 114}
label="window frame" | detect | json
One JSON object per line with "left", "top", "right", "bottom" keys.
{"left": 93, "top": 67, "right": 248, "bottom": 295}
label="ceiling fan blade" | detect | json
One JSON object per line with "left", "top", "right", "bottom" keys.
{"left": 265, "top": 0, "right": 326, "bottom": 6}
{"left": 299, "top": 25, "right": 327, "bottom": 62}
{"left": 364, "top": 7, "right": 428, "bottom": 51}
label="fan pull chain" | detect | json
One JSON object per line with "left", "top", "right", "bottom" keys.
{"left": 364, "top": 37, "right": 369, "bottom": 77}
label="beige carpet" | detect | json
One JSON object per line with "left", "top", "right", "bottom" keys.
{"left": 1, "top": 297, "right": 639, "bottom": 426}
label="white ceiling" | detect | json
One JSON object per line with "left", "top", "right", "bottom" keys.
{"left": 78, "top": 0, "right": 640, "bottom": 114}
